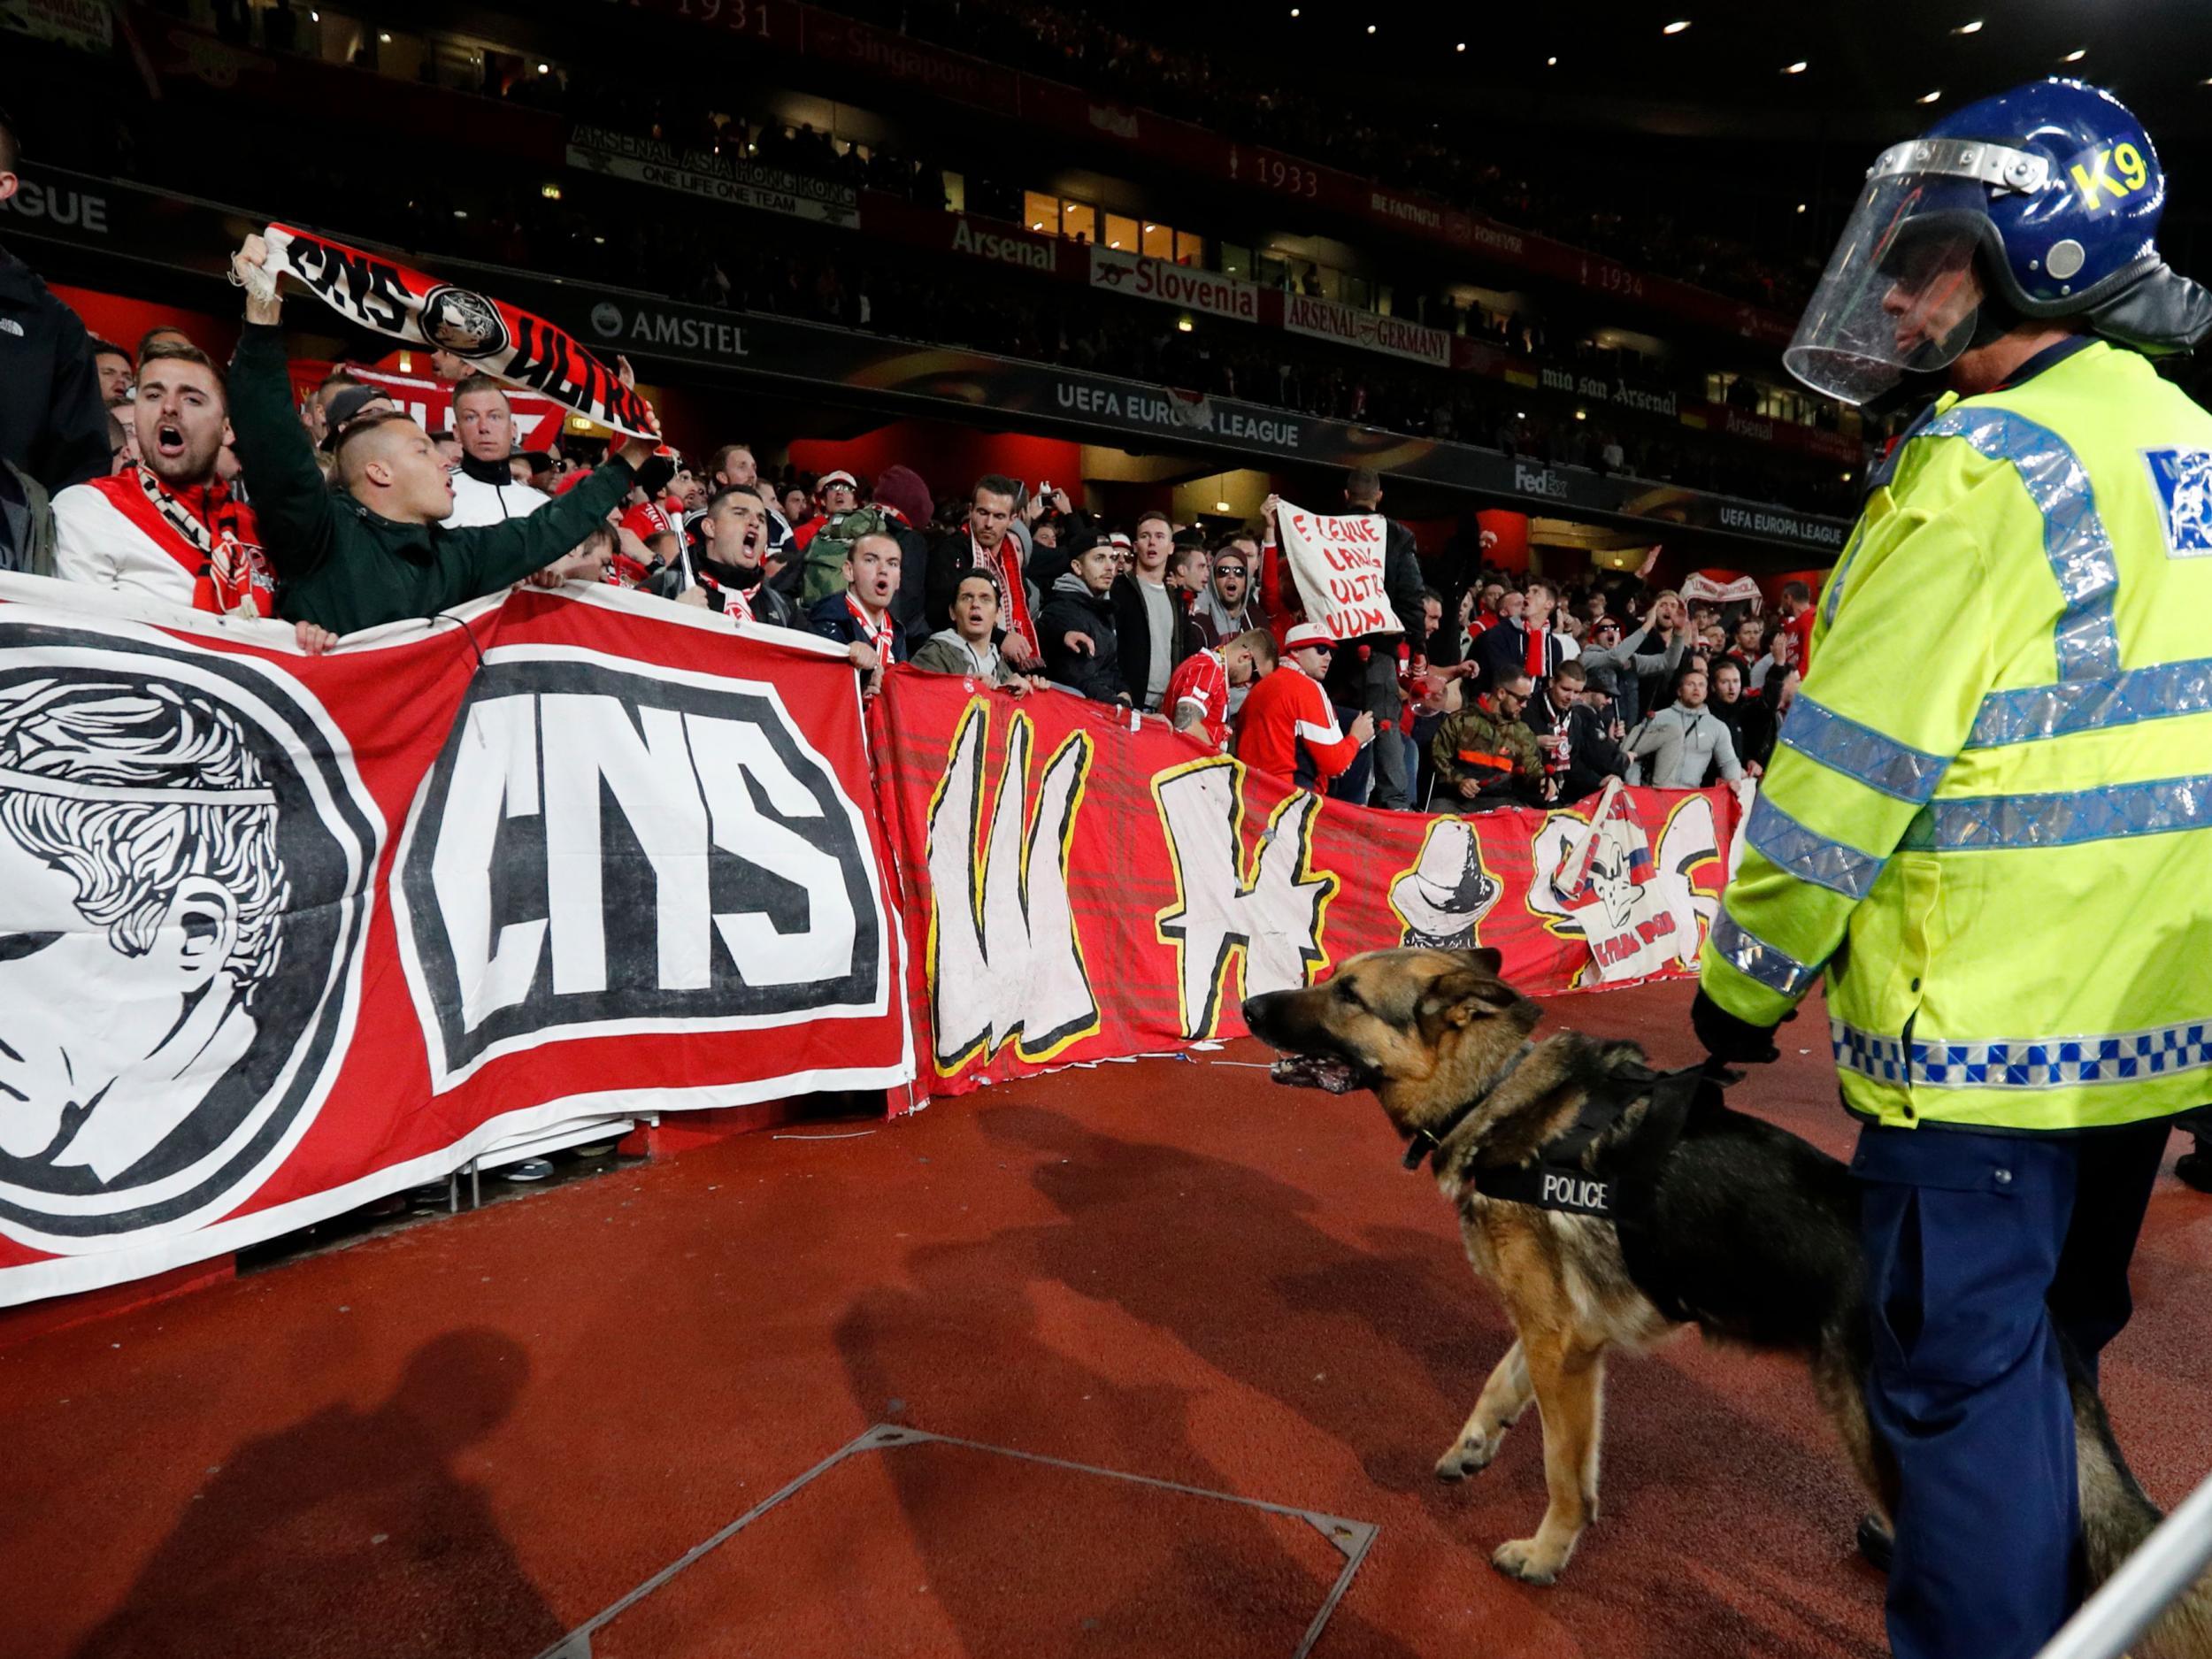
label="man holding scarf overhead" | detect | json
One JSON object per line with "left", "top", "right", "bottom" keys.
{"left": 225, "top": 234, "right": 667, "bottom": 635}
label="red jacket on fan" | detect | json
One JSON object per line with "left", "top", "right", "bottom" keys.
{"left": 1237, "top": 663, "right": 1361, "bottom": 787}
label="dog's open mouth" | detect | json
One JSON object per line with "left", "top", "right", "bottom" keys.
{"left": 1269, "top": 1054, "right": 1371, "bottom": 1094}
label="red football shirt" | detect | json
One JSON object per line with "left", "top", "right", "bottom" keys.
{"left": 1166, "top": 649, "right": 1233, "bottom": 750}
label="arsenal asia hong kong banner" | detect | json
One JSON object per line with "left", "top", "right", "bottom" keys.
{"left": 870, "top": 670, "right": 1749, "bottom": 1103}
{"left": 0, "top": 577, "right": 909, "bottom": 1306}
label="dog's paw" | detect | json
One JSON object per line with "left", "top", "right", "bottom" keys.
{"left": 1434, "top": 1434, "right": 1497, "bottom": 1482}
{"left": 1490, "top": 1537, "right": 1566, "bottom": 1585}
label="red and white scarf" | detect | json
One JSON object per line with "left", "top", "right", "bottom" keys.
{"left": 1524, "top": 620, "right": 1550, "bottom": 682}
{"left": 103, "top": 467, "right": 270, "bottom": 616}
{"left": 845, "top": 592, "right": 897, "bottom": 660}
{"left": 972, "top": 529, "right": 1034, "bottom": 654}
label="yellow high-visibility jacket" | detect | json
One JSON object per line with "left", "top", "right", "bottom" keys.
{"left": 1703, "top": 340, "right": 2212, "bottom": 1133}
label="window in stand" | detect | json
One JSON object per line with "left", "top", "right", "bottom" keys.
{"left": 1141, "top": 220, "right": 1173, "bottom": 261}
{"left": 1174, "top": 229, "right": 1207, "bottom": 269}
{"left": 1346, "top": 274, "right": 1371, "bottom": 311}
{"left": 1063, "top": 202, "right": 1100, "bottom": 246}
{"left": 943, "top": 172, "right": 965, "bottom": 211}
{"left": 1104, "top": 212, "right": 1140, "bottom": 252}
{"left": 1219, "top": 241, "right": 1252, "bottom": 280}
{"left": 1024, "top": 190, "right": 1059, "bottom": 235}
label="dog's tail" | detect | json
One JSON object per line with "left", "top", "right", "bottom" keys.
{"left": 2074, "top": 1367, "right": 2212, "bottom": 1659}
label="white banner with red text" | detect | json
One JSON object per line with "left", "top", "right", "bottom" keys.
{"left": 1273, "top": 500, "right": 1407, "bottom": 640}
{"left": 0, "top": 577, "right": 909, "bottom": 1306}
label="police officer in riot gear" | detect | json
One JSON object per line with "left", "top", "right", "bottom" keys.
{"left": 1693, "top": 79, "right": 2212, "bottom": 1659}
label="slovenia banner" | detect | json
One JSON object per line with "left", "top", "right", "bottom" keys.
{"left": 869, "top": 669, "right": 1747, "bottom": 1104}
{"left": 0, "top": 576, "right": 909, "bottom": 1306}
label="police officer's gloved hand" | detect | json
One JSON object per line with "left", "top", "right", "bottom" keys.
{"left": 1691, "top": 988, "right": 1793, "bottom": 1065}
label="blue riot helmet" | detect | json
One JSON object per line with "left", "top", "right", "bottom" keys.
{"left": 1786, "top": 79, "right": 2212, "bottom": 405}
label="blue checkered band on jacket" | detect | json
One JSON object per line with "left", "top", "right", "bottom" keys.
{"left": 1969, "top": 656, "right": 2212, "bottom": 746}
{"left": 1709, "top": 906, "right": 1821, "bottom": 999}
{"left": 1833, "top": 1017, "right": 2212, "bottom": 1090}
{"left": 1746, "top": 793, "right": 1886, "bottom": 898}
{"left": 1923, "top": 404, "right": 2122, "bottom": 680}
{"left": 1779, "top": 695, "right": 1950, "bottom": 802}
{"left": 1901, "top": 773, "right": 2212, "bottom": 850}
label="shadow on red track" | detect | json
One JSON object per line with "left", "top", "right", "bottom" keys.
{"left": 66, "top": 1330, "right": 563, "bottom": 1659}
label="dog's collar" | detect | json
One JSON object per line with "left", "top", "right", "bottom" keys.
{"left": 1403, "top": 1041, "right": 1533, "bottom": 1171}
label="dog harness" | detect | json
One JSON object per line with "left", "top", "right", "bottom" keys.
{"left": 1417, "top": 1060, "right": 1714, "bottom": 1225}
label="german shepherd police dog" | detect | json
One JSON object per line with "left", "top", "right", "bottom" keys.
{"left": 1244, "top": 947, "right": 2210, "bottom": 1652}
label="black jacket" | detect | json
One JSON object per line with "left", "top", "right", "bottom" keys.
{"left": 1711, "top": 694, "right": 1778, "bottom": 777}
{"left": 1111, "top": 573, "right": 1202, "bottom": 712}
{"left": 1321, "top": 514, "right": 1426, "bottom": 713}
{"left": 806, "top": 592, "right": 910, "bottom": 661}
{"left": 1475, "top": 620, "right": 1570, "bottom": 692}
{"left": 0, "top": 242, "right": 109, "bottom": 495}
{"left": 1037, "top": 572, "right": 1127, "bottom": 703}
{"left": 695, "top": 554, "right": 799, "bottom": 628}
{"left": 1522, "top": 690, "right": 1631, "bottom": 803}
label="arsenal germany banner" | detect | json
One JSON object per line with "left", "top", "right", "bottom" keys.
{"left": 0, "top": 577, "right": 909, "bottom": 1306}
{"left": 869, "top": 670, "right": 1747, "bottom": 1105}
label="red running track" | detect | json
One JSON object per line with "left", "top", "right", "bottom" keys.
{"left": 4, "top": 981, "right": 2209, "bottom": 1659}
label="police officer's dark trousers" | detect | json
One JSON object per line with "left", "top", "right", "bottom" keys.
{"left": 1854, "top": 1118, "right": 2170, "bottom": 1659}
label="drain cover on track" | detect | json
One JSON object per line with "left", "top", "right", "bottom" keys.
{"left": 542, "top": 1425, "right": 1377, "bottom": 1659}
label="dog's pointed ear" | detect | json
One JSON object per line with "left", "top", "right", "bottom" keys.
{"left": 1418, "top": 964, "right": 1521, "bottom": 1034}
{"left": 1456, "top": 947, "right": 1503, "bottom": 978}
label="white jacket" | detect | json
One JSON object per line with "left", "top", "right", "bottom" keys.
{"left": 443, "top": 468, "right": 549, "bottom": 528}
{"left": 51, "top": 473, "right": 273, "bottom": 614}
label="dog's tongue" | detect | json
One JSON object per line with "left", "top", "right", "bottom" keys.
{"left": 1269, "top": 1055, "right": 1361, "bottom": 1094}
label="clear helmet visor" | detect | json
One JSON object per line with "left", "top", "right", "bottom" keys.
{"left": 1784, "top": 173, "right": 1988, "bottom": 405}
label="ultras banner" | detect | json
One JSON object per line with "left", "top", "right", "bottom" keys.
{"left": 0, "top": 578, "right": 909, "bottom": 1305}
{"left": 869, "top": 670, "right": 1747, "bottom": 1104}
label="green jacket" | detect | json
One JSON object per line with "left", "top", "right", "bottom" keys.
{"left": 1702, "top": 340, "right": 2212, "bottom": 1133}
{"left": 228, "top": 322, "right": 634, "bottom": 633}
{"left": 1432, "top": 703, "right": 1542, "bottom": 805}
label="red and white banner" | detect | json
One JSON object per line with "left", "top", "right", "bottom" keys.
{"left": 869, "top": 670, "right": 1746, "bottom": 1103}
{"left": 1283, "top": 292, "right": 1452, "bottom": 368}
{"left": 1087, "top": 244, "right": 1261, "bottom": 324}
{"left": 1274, "top": 501, "right": 1406, "bottom": 641}
{"left": 262, "top": 223, "right": 661, "bottom": 440}
{"left": 0, "top": 577, "right": 908, "bottom": 1306}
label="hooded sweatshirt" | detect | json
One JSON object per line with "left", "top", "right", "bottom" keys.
{"left": 1037, "top": 571, "right": 1127, "bottom": 703}
{"left": 912, "top": 627, "right": 1024, "bottom": 687}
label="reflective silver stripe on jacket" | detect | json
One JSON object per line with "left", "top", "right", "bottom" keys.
{"left": 1969, "top": 657, "right": 2212, "bottom": 746}
{"left": 1901, "top": 774, "right": 2212, "bottom": 850}
{"left": 1746, "top": 793, "right": 1886, "bottom": 898}
{"left": 1709, "top": 907, "right": 1821, "bottom": 999}
{"left": 1779, "top": 695, "right": 1949, "bottom": 803}
{"left": 1923, "top": 404, "right": 2121, "bottom": 679}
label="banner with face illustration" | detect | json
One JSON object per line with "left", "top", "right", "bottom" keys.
{"left": 869, "top": 670, "right": 1747, "bottom": 1104}
{"left": 0, "top": 578, "right": 908, "bottom": 1307}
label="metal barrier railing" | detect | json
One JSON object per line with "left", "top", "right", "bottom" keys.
{"left": 2035, "top": 1471, "right": 2212, "bottom": 1659}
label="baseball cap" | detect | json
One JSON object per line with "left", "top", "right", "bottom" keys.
{"left": 1285, "top": 621, "right": 1337, "bottom": 652}
{"left": 817, "top": 469, "right": 859, "bottom": 495}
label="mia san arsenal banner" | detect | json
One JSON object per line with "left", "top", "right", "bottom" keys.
{"left": 0, "top": 576, "right": 908, "bottom": 1306}
{"left": 869, "top": 669, "right": 1747, "bottom": 1102}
